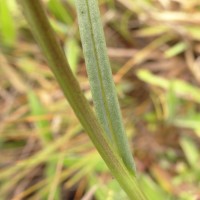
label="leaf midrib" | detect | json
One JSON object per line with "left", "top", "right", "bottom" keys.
{"left": 85, "top": 0, "right": 116, "bottom": 144}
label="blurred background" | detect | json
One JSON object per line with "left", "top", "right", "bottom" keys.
{"left": 0, "top": 0, "right": 200, "bottom": 199}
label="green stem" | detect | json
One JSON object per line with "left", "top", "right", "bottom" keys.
{"left": 17, "top": 0, "right": 148, "bottom": 199}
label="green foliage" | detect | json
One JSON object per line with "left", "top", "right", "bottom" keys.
{"left": 28, "top": 91, "right": 61, "bottom": 199}
{"left": 65, "top": 37, "right": 81, "bottom": 74}
{"left": 137, "top": 69, "right": 200, "bottom": 104}
{"left": 0, "top": 0, "right": 16, "bottom": 47}
{"left": 180, "top": 136, "right": 199, "bottom": 169}
{"left": 75, "top": 0, "right": 136, "bottom": 175}
{"left": 17, "top": 0, "right": 148, "bottom": 199}
{"left": 1, "top": 0, "right": 200, "bottom": 199}
{"left": 139, "top": 176, "right": 173, "bottom": 200}
{"left": 28, "top": 91, "right": 52, "bottom": 144}
{"left": 48, "top": 0, "right": 73, "bottom": 24}
{"left": 164, "top": 42, "right": 188, "bottom": 58}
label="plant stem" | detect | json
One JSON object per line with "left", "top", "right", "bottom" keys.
{"left": 17, "top": 0, "right": 148, "bottom": 199}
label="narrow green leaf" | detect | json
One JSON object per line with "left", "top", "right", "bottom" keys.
{"left": 164, "top": 42, "right": 187, "bottom": 58}
{"left": 180, "top": 136, "right": 199, "bottom": 169}
{"left": 0, "top": 0, "right": 16, "bottom": 46}
{"left": 166, "top": 82, "right": 179, "bottom": 123}
{"left": 139, "top": 175, "right": 171, "bottom": 200}
{"left": 186, "top": 26, "right": 200, "bottom": 41}
{"left": 28, "top": 91, "right": 52, "bottom": 145}
{"left": 137, "top": 69, "right": 200, "bottom": 103}
{"left": 75, "top": 0, "right": 136, "bottom": 175}
{"left": 135, "top": 25, "right": 169, "bottom": 37}
{"left": 48, "top": 0, "right": 73, "bottom": 24}
{"left": 65, "top": 37, "right": 80, "bottom": 74}
{"left": 28, "top": 91, "right": 61, "bottom": 200}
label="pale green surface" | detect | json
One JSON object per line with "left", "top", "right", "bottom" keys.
{"left": 75, "top": 0, "right": 136, "bottom": 175}
{"left": 137, "top": 69, "right": 200, "bottom": 103}
{"left": 0, "top": 0, "right": 16, "bottom": 46}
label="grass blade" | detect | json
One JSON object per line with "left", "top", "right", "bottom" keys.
{"left": 0, "top": 0, "right": 16, "bottom": 47}
{"left": 75, "top": 0, "right": 136, "bottom": 175}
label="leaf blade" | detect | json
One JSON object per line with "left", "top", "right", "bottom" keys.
{"left": 75, "top": 0, "right": 136, "bottom": 175}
